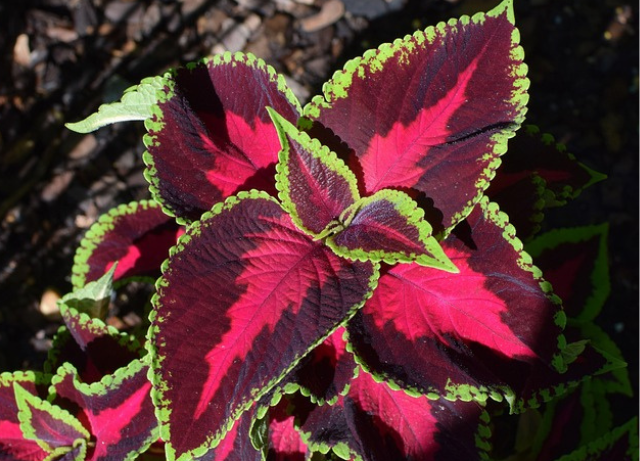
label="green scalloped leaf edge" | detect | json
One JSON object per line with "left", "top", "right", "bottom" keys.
{"left": 44, "top": 304, "right": 144, "bottom": 375}
{"left": 302, "top": 0, "right": 529, "bottom": 235}
{"left": 295, "top": 366, "right": 493, "bottom": 461}
{"left": 523, "top": 125, "right": 608, "bottom": 206}
{"left": 71, "top": 199, "right": 166, "bottom": 290}
{"left": 345, "top": 196, "right": 571, "bottom": 413}
{"left": 268, "top": 106, "right": 360, "bottom": 238}
{"left": 48, "top": 357, "right": 159, "bottom": 461}
{"left": 14, "top": 382, "right": 90, "bottom": 453}
{"left": 142, "top": 52, "right": 303, "bottom": 225}
{"left": 146, "top": 189, "right": 380, "bottom": 461}
{"left": 325, "top": 189, "right": 458, "bottom": 273}
{"left": 554, "top": 417, "right": 639, "bottom": 461}
{"left": 66, "top": 76, "right": 166, "bottom": 133}
{"left": 525, "top": 223, "right": 610, "bottom": 323}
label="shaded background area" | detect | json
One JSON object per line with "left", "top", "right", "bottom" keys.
{"left": 0, "top": 0, "right": 637, "bottom": 428}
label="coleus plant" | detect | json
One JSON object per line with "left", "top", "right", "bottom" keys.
{"left": 1, "top": 0, "right": 636, "bottom": 460}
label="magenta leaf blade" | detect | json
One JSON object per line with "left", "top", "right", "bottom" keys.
{"left": 269, "top": 108, "right": 360, "bottom": 236}
{"left": 149, "top": 190, "right": 378, "bottom": 461}
{"left": 304, "top": 0, "right": 528, "bottom": 230}
{"left": 299, "top": 368, "right": 490, "bottom": 461}
{"left": 72, "top": 200, "right": 182, "bottom": 289}
{"left": 0, "top": 372, "right": 50, "bottom": 461}
{"left": 14, "top": 383, "right": 89, "bottom": 454}
{"left": 348, "top": 197, "right": 567, "bottom": 408}
{"left": 50, "top": 359, "right": 158, "bottom": 461}
{"left": 144, "top": 52, "right": 302, "bottom": 222}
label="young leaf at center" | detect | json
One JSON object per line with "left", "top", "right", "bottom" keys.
{"left": 269, "top": 107, "right": 360, "bottom": 237}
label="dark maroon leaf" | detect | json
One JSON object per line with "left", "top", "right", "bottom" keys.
{"left": 303, "top": 0, "right": 528, "bottom": 231}
{"left": 327, "top": 189, "right": 457, "bottom": 271}
{"left": 294, "top": 327, "right": 356, "bottom": 404}
{"left": 489, "top": 125, "right": 606, "bottom": 209}
{"left": 46, "top": 304, "right": 142, "bottom": 384}
{"left": 525, "top": 224, "right": 610, "bottom": 322}
{"left": 149, "top": 190, "right": 378, "bottom": 460}
{"left": 299, "top": 368, "right": 490, "bottom": 461}
{"left": 269, "top": 108, "right": 359, "bottom": 237}
{"left": 144, "top": 53, "right": 302, "bottom": 222}
{"left": 0, "top": 372, "right": 50, "bottom": 461}
{"left": 50, "top": 359, "right": 158, "bottom": 461}
{"left": 348, "top": 197, "right": 567, "bottom": 408}
{"left": 13, "top": 383, "right": 89, "bottom": 456}
{"left": 72, "top": 200, "right": 182, "bottom": 289}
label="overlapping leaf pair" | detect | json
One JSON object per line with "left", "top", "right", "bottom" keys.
{"left": 1, "top": 0, "right": 635, "bottom": 460}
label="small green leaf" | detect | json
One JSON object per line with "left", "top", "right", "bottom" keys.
{"left": 65, "top": 76, "right": 165, "bottom": 133}
{"left": 58, "top": 264, "right": 116, "bottom": 321}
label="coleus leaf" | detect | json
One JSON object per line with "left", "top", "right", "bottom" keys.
{"left": 270, "top": 109, "right": 455, "bottom": 271}
{"left": 489, "top": 125, "right": 607, "bottom": 209}
{"left": 0, "top": 371, "right": 50, "bottom": 461}
{"left": 62, "top": 264, "right": 117, "bottom": 321}
{"left": 347, "top": 196, "right": 567, "bottom": 409}
{"left": 46, "top": 302, "right": 142, "bottom": 384}
{"left": 143, "top": 52, "right": 302, "bottom": 222}
{"left": 326, "top": 189, "right": 458, "bottom": 271}
{"left": 49, "top": 359, "right": 158, "bottom": 461}
{"left": 65, "top": 76, "right": 165, "bottom": 133}
{"left": 148, "top": 190, "right": 379, "bottom": 461}
{"left": 553, "top": 417, "right": 639, "bottom": 461}
{"left": 72, "top": 200, "right": 183, "bottom": 290}
{"left": 525, "top": 224, "right": 610, "bottom": 323}
{"left": 14, "top": 383, "right": 89, "bottom": 456}
{"left": 294, "top": 327, "right": 357, "bottom": 405}
{"left": 303, "top": 0, "right": 528, "bottom": 232}
{"left": 269, "top": 107, "right": 360, "bottom": 237}
{"left": 298, "top": 368, "right": 491, "bottom": 461}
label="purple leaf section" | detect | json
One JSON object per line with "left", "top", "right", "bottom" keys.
{"left": 488, "top": 125, "right": 606, "bottom": 208}
{"left": 269, "top": 108, "right": 359, "bottom": 236}
{"left": 14, "top": 383, "right": 89, "bottom": 454}
{"left": 304, "top": 0, "right": 528, "bottom": 230}
{"left": 263, "top": 396, "right": 308, "bottom": 461}
{"left": 299, "top": 369, "right": 489, "bottom": 461}
{"left": 294, "top": 327, "right": 357, "bottom": 404}
{"left": 149, "top": 191, "right": 378, "bottom": 461}
{"left": 47, "top": 305, "right": 141, "bottom": 384}
{"left": 348, "top": 197, "right": 567, "bottom": 408}
{"left": 0, "top": 372, "right": 49, "bottom": 461}
{"left": 328, "top": 190, "right": 456, "bottom": 271}
{"left": 72, "top": 200, "right": 183, "bottom": 289}
{"left": 50, "top": 359, "right": 158, "bottom": 461}
{"left": 144, "top": 53, "right": 301, "bottom": 222}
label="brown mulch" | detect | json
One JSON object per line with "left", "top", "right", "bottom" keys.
{"left": 0, "top": 0, "right": 637, "bottom": 418}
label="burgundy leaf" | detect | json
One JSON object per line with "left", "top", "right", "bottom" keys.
{"left": 46, "top": 305, "right": 142, "bottom": 384}
{"left": 72, "top": 200, "right": 183, "bottom": 289}
{"left": 525, "top": 224, "right": 610, "bottom": 322}
{"left": 0, "top": 372, "right": 49, "bottom": 461}
{"left": 294, "top": 327, "right": 356, "bottom": 404}
{"left": 304, "top": 0, "right": 528, "bottom": 231}
{"left": 144, "top": 53, "right": 302, "bottom": 222}
{"left": 269, "top": 108, "right": 360, "bottom": 236}
{"left": 149, "top": 190, "right": 378, "bottom": 461}
{"left": 299, "top": 369, "right": 490, "bottom": 461}
{"left": 348, "top": 197, "right": 567, "bottom": 408}
{"left": 50, "top": 359, "right": 158, "bottom": 461}
{"left": 14, "top": 383, "right": 89, "bottom": 455}
{"left": 489, "top": 125, "right": 606, "bottom": 208}
{"left": 487, "top": 173, "right": 547, "bottom": 241}
{"left": 327, "top": 189, "right": 457, "bottom": 271}
{"left": 261, "top": 395, "right": 308, "bottom": 461}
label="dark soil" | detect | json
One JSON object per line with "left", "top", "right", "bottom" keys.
{"left": 1, "top": 0, "right": 637, "bottom": 430}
